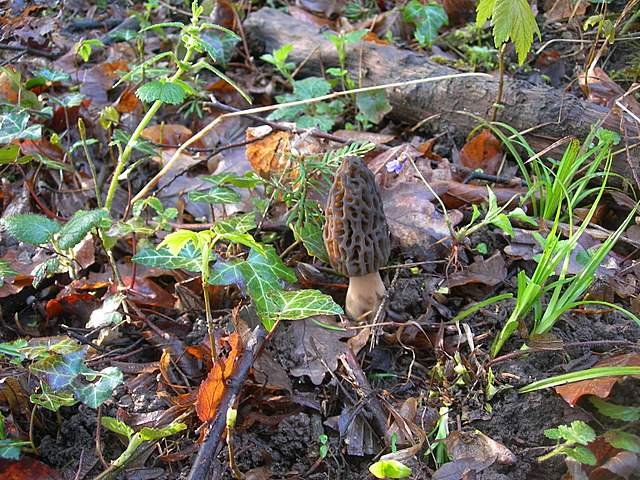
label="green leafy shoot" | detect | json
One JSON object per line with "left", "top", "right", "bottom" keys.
{"left": 476, "top": 0, "right": 541, "bottom": 64}
{"left": 369, "top": 459, "right": 412, "bottom": 479}
{"left": 75, "top": 38, "right": 105, "bottom": 62}
{"left": 261, "top": 44, "right": 295, "bottom": 83}
{"left": 539, "top": 421, "right": 596, "bottom": 465}
{"left": 101, "top": 417, "right": 186, "bottom": 470}
{"left": 402, "top": 0, "right": 449, "bottom": 47}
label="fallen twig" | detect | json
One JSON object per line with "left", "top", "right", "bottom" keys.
{"left": 186, "top": 325, "right": 267, "bottom": 480}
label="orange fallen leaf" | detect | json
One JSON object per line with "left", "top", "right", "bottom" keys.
{"left": 45, "top": 293, "right": 96, "bottom": 319}
{"left": 141, "top": 124, "right": 194, "bottom": 146}
{"left": 115, "top": 88, "right": 140, "bottom": 113}
{"left": 555, "top": 354, "right": 640, "bottom": 406}
{"left": 544, "top": 0, "right": 587, "bottom": 22}
{"left": 459, "top": 129, "right": 503, "bottom": 175}
{"left": 0, "top": 458, "right": 61, "bottom": 480}
{"left": 195, "top": 333, "right": 242, "bottom": 422}
{"left": 245, "top": 126, "right": 293, "bottom": 179}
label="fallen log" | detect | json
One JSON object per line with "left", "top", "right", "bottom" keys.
{"left": 243, "top": 8, "right": 639, "bottom": 178}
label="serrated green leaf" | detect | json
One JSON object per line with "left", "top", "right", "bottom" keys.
{"left": 58, "top": 209, "right": 109, "bottom": 250}
{"left": 74, "top": 366, "right": 123, "bottom": 408}
{"left": 369, "top": 459, "right": 412, "bottom": 479}
{"left": 30, "top": 348, "right": 86, "bottom": 390}
{"left": 188, "top": 186, "right": 241, "bottom": 204}
{"left": 558, "top": 421, "right": 596, "bottom": 445}
{"left": 355, "top": 90, "right": 392, "bottom": 124}
{"left": 30, "top": 388, "right": 77, "bottom": 412}
{"left": 564, "top": 445, "right": 596, "bottom": 465}
{"left": 491, "top": 0, "right": 540, "bottom": 64}
{"left": 1, "top": 214, "right": 60, "bottom": 245}
{"left": 101, "top": 416, "right": 134, "bottom": 439}
{"left": 590, "top": 397, "right": 640, "bottom": 422}
{"left": 138, "top": 422, "right": 187, "bottom": 441}
{"left": 136, "top": 80, "right": 186, "bottom": 105}
{"left": 402, "top": 0, "right": 448, "bottom": 47}
{"left": 0, "top": 111, "right": 42, "bottom": 143}
{"left": 604, "top": 430, "right": 640, "bottom": 453}
{"left": 544, "top": 428, "right": 561, "bottom": 440}
{"left": 476, "top": 0, "right": 496, "bottom": 26}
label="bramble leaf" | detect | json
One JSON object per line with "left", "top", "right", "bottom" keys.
{"left": 1, "top": 214, "right": 60, "bottom": 245}
{"left": 188, "top": 186, "right": 241, "bottom": 204}
{"left": 136, "top": 80, "right": 186, "bottom": 105}
{"left": 58, "top": 209, "right": 109, "bottom": 250}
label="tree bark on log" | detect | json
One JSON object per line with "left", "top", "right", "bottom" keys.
{"left": 244, "top": 8, "right": 639, "bottom": 177}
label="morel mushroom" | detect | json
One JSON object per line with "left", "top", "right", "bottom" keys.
{"left": 323, "top": 156, "right": 391, "bottom": 321}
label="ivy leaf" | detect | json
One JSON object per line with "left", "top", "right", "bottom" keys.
{"left": 213, "top": 212, "right": 257, "bottom": 235}
{"left": 0, "top": 111, "right": 42, "bottom": 143}
{"left": 246, "top": 247, "right": 296, "bottom": 284}
{"left": 159, "top": 229, "right": 201, "bottom": 255}
{"left": 202, "top": 172, "right": 262, "bottom": 189}
{"left": 31, "top": 257, "right": 61, "bottom": 288}
{"left": 30, "top": 388, "right": 77, "bottom": 412}
{"left": 402, "top": 0, "right": 448, "bottom": 47}
{"left": 58, "top": 209, "right": 110, "bottom": 250}
{"left": 188, "top": 186, "right": 241, "bottom": 204}
{"left": 218, "top": 232, "right": 267, "bottom": 256}
{"left": 1, "top": 214, "right": 60, "bottom": 245}
{"left": 356, "top": 90, "right": 392, "bottom": 125}
{"left": 136, "top": 80, "right": 186, "bottom": 105}
{"left": 101, "top": 416, "right": 134, "bottom": 439}
{"left": 30, "top": 348, "right": 86, "bottom": 390}
{"left": 74, "top": 366, "right": 123, "bottom": 408}
{"left": 132, "top": 245, "right": 202, "bottom": 272}
{"left": 209, "top": 259, "right": 246, "bottom": 288}
{"left": 291, "top": 219, "right": 329, "bottom": 263}
{"left": 259, "top": 289, "right": 344, "bottom": 330}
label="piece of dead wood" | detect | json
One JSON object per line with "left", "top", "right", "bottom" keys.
{"left": 244, "top": 8, "right": 639, "bottom": 177}
{"left": 186, "top": 325, "right": 266, "bottom": 480}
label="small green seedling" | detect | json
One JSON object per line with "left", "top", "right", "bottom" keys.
{"left": 260, "top": 44, "right": 295, "bottom": 84}
{"left": 539, "top": 421, "right": 596, "bottom": 465}
{"left": 369, "top": 459, "right": 412, "bottom": 479}
{"left": 318, "top": 434, "right": 329, "bottom": 459}
{"left": 402, "top": 0, "right": 448, "bottom": 47}
{"left": 100, "top": 417, "right": 186, "bottom": 474}
{"left": 75, "top": 39, "right": 105, "bottom": 63}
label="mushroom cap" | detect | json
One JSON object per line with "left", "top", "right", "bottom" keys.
{"left": 323, "top": 156, "right": 390, "bottom": 277}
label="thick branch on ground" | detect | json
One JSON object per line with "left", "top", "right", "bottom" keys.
{"left": 244, "top": 8, "right": 639, "bottom": 175}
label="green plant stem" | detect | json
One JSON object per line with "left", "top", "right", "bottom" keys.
{"left": 201, "top": 235, "right": 220, "bottom": 360}
{"left": 104, "top": 45, "right": 195, "bottom": 213}
{"left": 537, "top": 447, "right": 564, "bottom": 463}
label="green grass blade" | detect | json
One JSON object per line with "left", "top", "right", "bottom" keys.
{"left": 519, "top": 367, "right": 640, "bottom": 393}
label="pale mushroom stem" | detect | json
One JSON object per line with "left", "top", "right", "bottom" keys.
{"left": 346, "top": 271, "right": 386, "bottom": 322}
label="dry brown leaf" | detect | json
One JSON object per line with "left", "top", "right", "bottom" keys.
{"left": 578, "top": 67, "right": 640, "bottom": 117}
{"left": 115, "top": 88, "right": 140, "bottom": 113}
{"left": 246, "top": 126, "right": 292, "bottom": 179}
{"left": 459, "top": 129, "right": 503, "bottom": 175}
{"left": 554, "top": 353, "right": 640, "bottom": 406}
{"left": 544, "top": 0, "right": 587, "bottom": 22}
{"left": 196, "top": 333, "right": 242, "bottom": 422}
{"left": 447, "top": 252, "right": 507, "bottom": 288}
{"left": 445, "top": 430, "right": 517, "bottom": 465}
{"left": 0, "top": 458, "right": 62, "bottom": 480}
{"left": 141, "top": 124, "right": 194, "bottom": 146}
